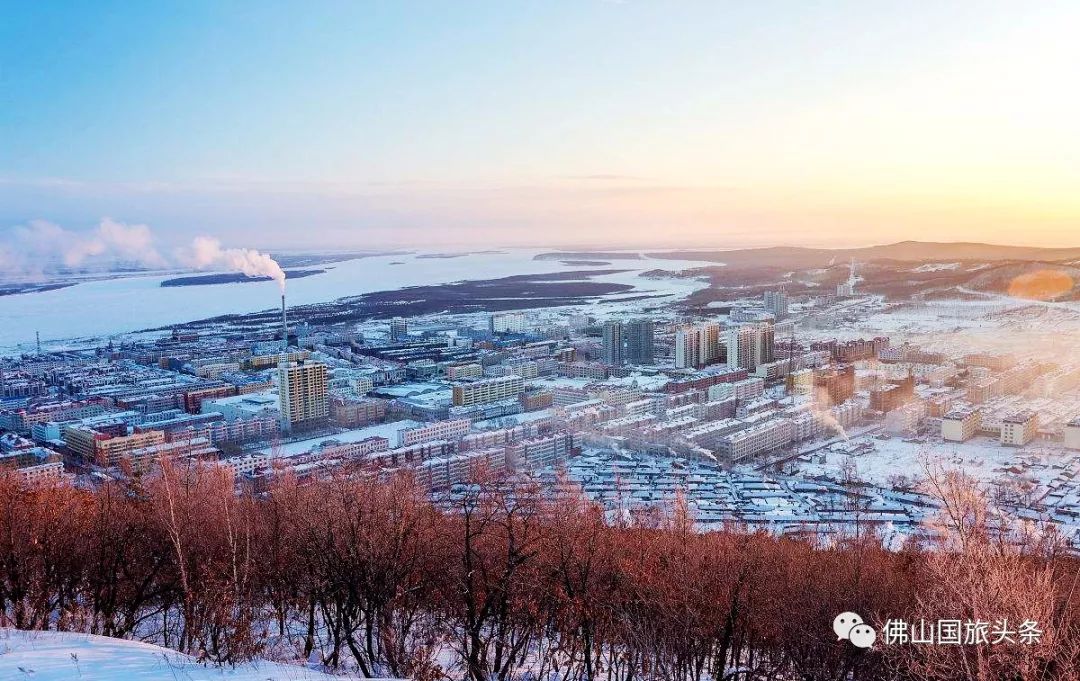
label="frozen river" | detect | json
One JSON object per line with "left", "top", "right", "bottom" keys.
{"left": 0, "top": 250, "right": 713, "bottom": 354}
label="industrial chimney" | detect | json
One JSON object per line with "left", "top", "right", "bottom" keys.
{"left": 281, "top": 294, "right": 288, "bottom": 347}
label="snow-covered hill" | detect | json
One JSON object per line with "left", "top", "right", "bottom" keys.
{"left": 0, "top": 629, "right": 398, "bottom": 680}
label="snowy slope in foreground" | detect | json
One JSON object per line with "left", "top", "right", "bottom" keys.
{"left": 0, "top": 629, "right": 397, "bottom": 680}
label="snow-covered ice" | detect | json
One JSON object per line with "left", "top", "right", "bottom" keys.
{"left": 0, "top": 250, "right": 714, "bottom": 354}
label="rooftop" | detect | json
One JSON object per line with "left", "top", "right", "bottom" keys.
{"left": 256, "top": 419, "right": 423, "bottom": 457}
{"left": 1003, "top": 411, "right": 1037, "bottom": 424}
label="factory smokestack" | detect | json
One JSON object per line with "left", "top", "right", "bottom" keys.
{"left": 281, "top": 294, "right": 288, "bottom": 348}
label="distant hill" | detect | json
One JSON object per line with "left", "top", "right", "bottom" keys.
{"left": 850, "top": 241, "right": 1080, "bottom": 262}
{"left": 646, "top": 241, "right": 1080, "bottom": 266}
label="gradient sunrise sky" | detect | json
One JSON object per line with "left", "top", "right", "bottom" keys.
{"left": 1, "top": 1, "right": 1078, "bottom": 250}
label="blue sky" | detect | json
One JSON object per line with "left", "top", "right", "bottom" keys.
{"left": 2, "top": 1, "right": 1078, "bottom": 249}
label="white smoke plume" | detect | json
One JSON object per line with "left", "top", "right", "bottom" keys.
{"left": 177, "top": 236, "right": 287, "bottom": 292}
{"left": 817, "top": 407, "right": 849, "bottom": 441}
{"left": 0, "top": 219, "right": 285, "bottom": 292}
{"left": 812, "top": 385, "right": 849, "bottom": 440}
{"left": 0, "top": 218, "right": 167, "bottom": 281}
{"left": 96, "top": 218, "right": 168, "bottom": 269}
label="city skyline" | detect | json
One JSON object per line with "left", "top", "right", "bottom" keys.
{"left": 4, "top": 4, "right": 1080, "bottom": 679}
{"left": 3, "top": 1, "right": 1080, "bottom": 250}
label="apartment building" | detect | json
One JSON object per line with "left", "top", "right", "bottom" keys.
{"left": 941, "top": 408, "right": 980, "bottom": 442}
{"left": 279, "top": 360, "right": 329, "bottom": 430}
{"left": 446, "top": 362, "right": 483, "bottom": 380}
{"left": 716, "top": 418, "right": 795, "bottom": 463}
{"left": 1001, "top": 411, "right": 1038, "bottom": 447}
{"left": 452, "top": 375, "right": 525, "bottom": 407}
{"left": 401, "top": 418, "right": 472, "bottom": 446}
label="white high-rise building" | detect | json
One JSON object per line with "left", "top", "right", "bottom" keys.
{"left": 675, "top": 322, "right": 721, "bottom": 369}
{"left": 674, "top": 326, "right": 700, "bottom": 369}
{"left": 726, "top": 323, "right": 775, "bottom": 372}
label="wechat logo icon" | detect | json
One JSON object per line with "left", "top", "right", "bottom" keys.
{"left": 834, "top": 611, "right": 876, "bottom": 649}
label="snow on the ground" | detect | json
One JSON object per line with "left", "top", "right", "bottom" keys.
{"left": 910, "top": 262, "right": 960, "bottom": 272}
{"left": 851, "top": 300, "right": 1007, "bottom": 336}
{"left": 0, "top": 629, "right": 395, "bottom": 680}
{"left": 257, "top": 419, "right": 423, "bottom": 457}
{"left": 797, "top": 434, "right": 1077, "bottom": 491}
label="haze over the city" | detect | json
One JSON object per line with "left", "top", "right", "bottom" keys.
{"left": 2, "top": 0, "right": 1079, "bottom": 250}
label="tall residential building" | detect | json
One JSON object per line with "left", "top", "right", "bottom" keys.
{"left": 625, "top": 319, "right": 655, "bottom": 365}
{"left": 726, "top": 323, "right": 775, "bottom": 372}
{"left": 763, "top": 289, "right": 789, "bottom": 318}
{"left": 278, "top": 360, "right": 329, "bottom": 431}
{"left": 389, "top": 317, "right": 408, "bottom": 341}
{"left": 674, "top": 326, "right": 699, "bottom": 369}
{"left": 602, "top": 321, "right": 624, "bottom": 366}
{"left": 727, "top": 326, "right": 753, "bottom": 371}
{"left": 702, "top": 323, "right": 723, "bottom": 365}
{"left": 757, "top": 324, "right": 775, "bottom": 367}
{"left": 675, "top": 322, "right": 722, "bottom": 369}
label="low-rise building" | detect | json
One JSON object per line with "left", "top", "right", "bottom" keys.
{"left": 716, "top": 418, "right": 795, "bottom": 463}
{"left": 941, "top": 408, "right": 980, "bottom": 442}
{"left": 505, "top": 431, "right": 578, "bottom": 469}
{"left": 452, "top": 375, "right": 525, "bottom": 407}
{"left": 62, "top": 425, "right": 167, "bottom": 467}
{"left": 1066, "top": 418, "right": 1080, "bottom": 450}
{"left": 885, "top": 400, "right": 927, "bottom": 436}
{"left": 708, "top": 377, "right": 765, "bottom": 403}
{"left": 446, "top": 363, "right": 483, "bottom": 380}
{"left": 202, "top": 393, "right": 281, "bottom": 422}
{"left": 1001, "top": 411, "right": 1038, "bottom": 447}
{"left": 401, "top": 418, "right": 472, "bottom": 446}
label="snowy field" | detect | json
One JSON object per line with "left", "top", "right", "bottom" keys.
{"left": 810, "top": 296, "right": 1080, "bottom": 359}
{"left": 796, "top": 434, "right": 1080, "bottom": 492}
{"left": 0, "top": 250, "right": 713, "bottom": 355}
{"left": 792, "top": 434, "right": 1080, "bottom": 544}
{"left": 0, "top": 629, "right": 390, "bottom": 681}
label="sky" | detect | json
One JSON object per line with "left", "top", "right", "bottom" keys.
{"left": 1, "top": 1, "right": 1079, "bottom": 251}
